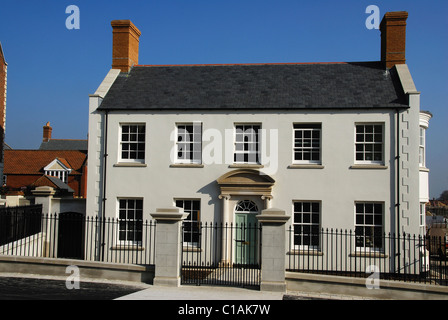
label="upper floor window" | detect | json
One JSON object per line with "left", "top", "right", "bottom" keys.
{"left": 175, "top": 123, "right": 202, "bottom": 164}
{"left": 44, "top": 158, "right": 71, "bottom": 183}
{"left": 45, "top": 170, "right": 68, "bottom": 183}
{"left": 355, "top": 124, "right": 383, "bottom": 164}
{"left": 234, "top": 124, "right": 261, "bottom": 164}
{"left": 120, "top": 124, "right": 145, "bottom": 163}
{"left": 293, "top": 124, "right": 321, "bottom": 164}
{"left": 419, "top": 126, "right": 426, "bottom": 167}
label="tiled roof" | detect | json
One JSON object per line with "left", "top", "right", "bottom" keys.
{"left": 4, "top": 150, "right": 87, "bottom": 175}
{"left": 98, "top": 61, "right": 408, "bottom": 111}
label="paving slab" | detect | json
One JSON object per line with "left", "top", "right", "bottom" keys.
{"left": 116, "top": 285, "right": 284, "bottom": 300}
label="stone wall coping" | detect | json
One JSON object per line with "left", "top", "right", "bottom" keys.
{"left": 150, "top": 207, "right": 189, "bottom": 221}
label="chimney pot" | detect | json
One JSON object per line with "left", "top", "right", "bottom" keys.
{"left": 43, "top": 122, "right": 52, "bottom": 142}
{"left": 380, "top": 11, "right": 408, "bottom": 69}
{"left": 111, "top": 20, "right": 141, "bottom": 73}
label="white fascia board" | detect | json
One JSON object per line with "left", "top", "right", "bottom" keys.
{"left": 89, "top": 69, "right": 121, "bottom": 113}
{"left": 92, "top": 69, "right": 121, "bottom": 98}
{"left": 394, "top": 64, "right": 419, "bottom": 95}
{"left": 44, "top": 158, "right": 71, "bottom": 172}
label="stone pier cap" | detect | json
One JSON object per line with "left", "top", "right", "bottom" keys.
{"left": 150, "top": 207, "right": 189, "bottom": 221}
{"left": 256, "top": 207, "right": 290, "bottom": 224}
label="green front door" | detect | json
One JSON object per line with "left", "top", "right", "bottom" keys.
{"left": 235, "top": 213, "right": 258, "bottom": 265}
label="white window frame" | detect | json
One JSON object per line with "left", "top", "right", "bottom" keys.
{"left": 419, "top": 203, "right": 426, "bottom": 236}
{"left": 292, "top": 123, "right": 322, "bottom": 164}
{"left": 175, "top": 122, "right": 202, "bottom": 164}
{"left": 44, "top": 159, "right": 71, "bottom": 183}
{"left": 233, "top": 123, "right": 261, "bottom": 164}
{"left": 119, "top": 123, "right": 146, "bottom": 163}
{"left": 292, "top": 201, "right": 321, "bottom": 251}
{"left": 117, "top": 198, "right": 144, "bottom": 244}
{"left": 354, "top": 202, "right": 384, "bottom": 252}
{"left": 355, "top": 123, "right": 384, "bottom": 165}
{"left": 419, "top": 126, "right": 426, "bottom": 167}
{"left": 175, "top": 199, "right": 201, "bottom": 247}
{"left": 45, "top": 170, "right": 69, "bottom": 183}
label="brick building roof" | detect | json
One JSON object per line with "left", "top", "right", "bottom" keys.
{"left": 4, "top": 150, "right": 87, "bottom": 175}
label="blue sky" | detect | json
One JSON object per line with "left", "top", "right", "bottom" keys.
{"left": 0, "top": 0, "right": 446, "bottom": 198}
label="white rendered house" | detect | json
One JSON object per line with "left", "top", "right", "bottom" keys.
{"left": 86, "top": 13, "right": 431, "bottom": 264}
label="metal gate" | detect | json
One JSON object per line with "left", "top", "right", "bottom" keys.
{"left": 57, "top": 212, "right": 85, "bottom": 260}
{"left": 181, "top": 222, "right": 261, "bottom": 288}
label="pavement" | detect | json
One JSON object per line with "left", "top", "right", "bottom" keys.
{"left": 0, "top": 273, "right": 375, "bottom": 301}
{"left": 116, "top": 285, "right": 375, "bottom": 300}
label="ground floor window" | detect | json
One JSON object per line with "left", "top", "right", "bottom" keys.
{"left": 292, "top": 201, "right": 320, "bottom": 249}
{"left": 176, "top": 199, "right": 201, "bottom": 246}
{"left": 118, "top": 199, "right": 143, "bottom": 243}
{"left": 355, "top": 202, "right": 383, "bottom": 250}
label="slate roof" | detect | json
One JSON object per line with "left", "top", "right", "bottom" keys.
{"left": 39, "top": 139, "right": 88, "bottom": 151}
{"left": 98, "top": 61, "right": 408, "bottom": 111}
{"left": 31, "top": 175, "right": 75, "bottom": 193}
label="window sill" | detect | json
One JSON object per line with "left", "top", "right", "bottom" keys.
{"left": 229, "top": 164, "right": 264, "bottom": 169}
{"left": 170, "top": 163, "right": 204, "bottom": 168}
{"left": 114, "top": 162, "right": 147, "bottom": 167}
{"left": 288, "top": 164, "right": 324, "bottom": 169}
{"left": 287, "top": 250, "right": 323, "bottom": 256}
{"left": 183, "top": 246, "right": 202, "bottom": 252}
{"left": 419, "top": 167, "right": 430, "bottom": 172}
{"left": 350, "top": 164, "right": 388, "bottom": 170}
{"left": 110, "top": 245, "right": 145, "bottom": 251}
{"left": 349, "top": 252, "right": 388, "bottom": 258}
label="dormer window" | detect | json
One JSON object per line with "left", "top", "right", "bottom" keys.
{"left": 44, "top": 158, "right": 71, "bottom": 183}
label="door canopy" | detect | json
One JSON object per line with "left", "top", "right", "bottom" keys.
{"left": 216, "top": 169, "right": 274, "bottom": 198}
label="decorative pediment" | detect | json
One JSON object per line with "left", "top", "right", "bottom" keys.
{"left": 217, "top": 169, "right": 274, "bottom": 197}
{"left": 43, "top": 158, "right": 71, "bottom": 172}
{"left": 217, "top": 169, "right": 274, "bottom": 186}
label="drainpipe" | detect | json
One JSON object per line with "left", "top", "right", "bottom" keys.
{"left": 396, "top": 108, "right": 401, "bottom": 272}
{"left": 100, "top": 110, "right": 109, "bottom": 261}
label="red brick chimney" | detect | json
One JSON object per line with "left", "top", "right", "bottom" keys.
{"left": 380, "top": 11, "right": 408, "bottom": 69}
{"left": 43, "top": 122, "right": 52, "bottom": 142}
{"left": 111, "top": 20, "right": 141, "bottom": 72}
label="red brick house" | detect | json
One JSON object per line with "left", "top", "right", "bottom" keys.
{"left": 3, "top": 123, "right": 87, "bottom": 198}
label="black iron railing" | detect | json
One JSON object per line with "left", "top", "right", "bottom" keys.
{"left": 181, "top": 222, "right": 262, "bottom": 288}
{"left": 0, "top": 205, "right": 43, "bottom": 246}
{"left": 287, "top": 227, "right": 448, "bottom": 286}
{"left": 0, "top": 212, "right": 156, "bottom": 266}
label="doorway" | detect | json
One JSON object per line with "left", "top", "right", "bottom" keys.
{"left": 234, "top": 200, "right": 259, "bottom": 266}
{"left": 57, "top": 212, "right": 85, "bottom": 259}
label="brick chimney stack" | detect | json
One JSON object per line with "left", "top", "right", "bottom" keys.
{"left": 111, "top": 20, "right": 141, "bottom": 73}
{"left": 43, "top": 122, "right": 52, "bottom": 142}
{"left": 380, "top": 11, "right": 408, "bottom": 69}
